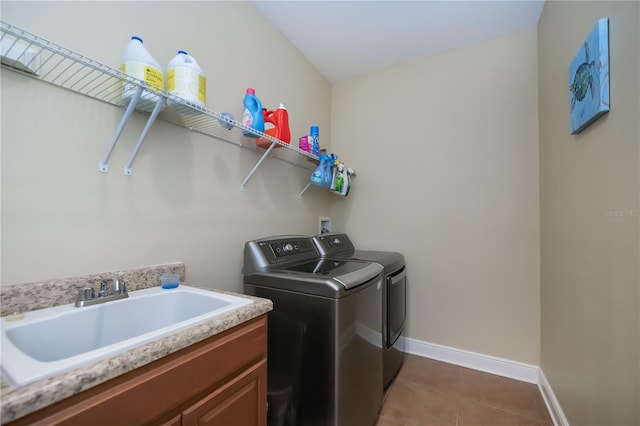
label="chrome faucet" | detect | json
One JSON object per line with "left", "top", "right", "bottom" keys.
{"left": 111, "top": 276, "right": 125, "bottom": 295}
{"left": 75, "top": 276, "right": 128, "bottom": 307}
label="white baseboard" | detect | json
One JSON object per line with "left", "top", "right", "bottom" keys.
{"left": 538, "top": 369, "right": 570, "bottom": 426}
{"left": 401, "top": 336, "right": 540, "bottom": 383}
{"left": 400, "top": 336, "right": 568, "bottom": 426}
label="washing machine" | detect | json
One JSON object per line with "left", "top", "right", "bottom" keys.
{"left": 312, "top": 233, "right": 406, "bottom": 390}
{"left": 243, "top": 235, "right": 384, "bottom": 426}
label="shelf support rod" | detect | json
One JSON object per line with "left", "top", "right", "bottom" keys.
{"left": 298, "top": 182, "right": 311, "bottom": 198}
{"left": 99, "top": 86, "right": 143, "bottom": 173}
{"left": 124, "top": 96, "right": 165, "bottom": 175}
{"left": 240, "top": 141, "right": 277, "bottom": 191}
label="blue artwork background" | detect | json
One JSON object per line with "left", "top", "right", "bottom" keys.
{"left": 569, "top": 18, "right": 610, "bottom": 134}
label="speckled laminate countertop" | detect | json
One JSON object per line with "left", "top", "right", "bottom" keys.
{"left": 0, "top": 263, "right": 272, "bottom": 424}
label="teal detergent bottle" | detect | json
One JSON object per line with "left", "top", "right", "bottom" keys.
{"left": 310, "top": 154, "right": 336, "bottom": 187}
{"left": 242, "top": 88, "right": 264, "bottom": 137}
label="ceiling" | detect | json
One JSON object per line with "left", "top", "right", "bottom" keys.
{"left": 254, "top": 1, "right": 545, "bottom": 82}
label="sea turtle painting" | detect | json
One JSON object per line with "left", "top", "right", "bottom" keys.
{"left": 569, "top": 42, "right": 597, "bottom": 112}
{"left": 569, "top": 18, "right": 609, "bottom": 135}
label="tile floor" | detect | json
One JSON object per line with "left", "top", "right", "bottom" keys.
{"left": 377, "top": 354, "right": 553, "bottom": 426}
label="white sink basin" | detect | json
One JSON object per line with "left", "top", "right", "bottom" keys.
{"left": 1, "top": 285, "right": 252, "bottom": 387}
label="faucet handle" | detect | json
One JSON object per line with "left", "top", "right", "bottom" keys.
{"left": 97, "top": 276, "right": 125, "bottom": 296}
{"left": 75, "top": 287, "right": 95, "bottom": 307}
{"left": 112, "top": 277, "right": 126, "bottom": 295}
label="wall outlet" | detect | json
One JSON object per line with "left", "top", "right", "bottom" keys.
{"left": 319, "top": 216, "right": 331, "bottom": 234}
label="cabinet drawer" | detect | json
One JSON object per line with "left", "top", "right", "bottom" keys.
{"left": 182, "top": 359, "right": 267, "bottom": 426}
{"left": 9, "top": 315, "right": 267, "bottom": 426}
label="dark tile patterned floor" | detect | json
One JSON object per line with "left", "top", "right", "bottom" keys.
{"left": 377, "top": 354, "right": 552, "bottom": 426}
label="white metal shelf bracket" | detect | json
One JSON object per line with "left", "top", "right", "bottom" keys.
{"left": 298, "top": 182, "right": 312, "bottom": 198}
{"left": 124, "top": 96, "right": 164, "bottom": 175}
{"left": 98, "top": 86, "right": 142, "bottom": 173}
{"left": 240, "top": 141, "right": 277, "bottom": 191}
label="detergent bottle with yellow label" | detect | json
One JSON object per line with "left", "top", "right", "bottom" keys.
{"left": 167, "top": 50, "right": 206, "bottom": 109}
{"left": 121, "top": 36, "right": 164, "bottom": 112}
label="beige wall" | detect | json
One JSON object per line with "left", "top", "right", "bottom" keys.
{"left": 330, "top": 29, "right": 541, "bottom": 364}
{"left": 1, "top": 2, "right": 543, "bottom": 374}
{"left": 6, "top": 8, "right": 637, "bottom": 424}
{"left": 538, "top": 1, "right": 640, "bottom": 425}
{"left": 0, "top": 1, "right": 333, "bottom": 289}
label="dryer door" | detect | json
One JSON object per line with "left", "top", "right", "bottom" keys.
{"left": 387, "top": 266, "right": 407, "bottom": 347}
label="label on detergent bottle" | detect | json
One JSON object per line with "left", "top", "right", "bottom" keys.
{"left": 122, "top": 61, "right": 163, "bottom": 94}
{"left": 335, "top": 173, "right": 344, "bottom": 193}
{"left": 257, "top": 109, "right": 280, "bottom": 148}
{"left": 197, "top": 75, "right": 206, "bottom": 102}
{"left": 263, "top": 121, "right": 276, "bottom": 136}
{"left": 310, "top": 168, "right": 323, "bottom": 185}
{"left": 167, "top": 68, "right": 206, "bottom": 104}
{"left": 242, "top": 108, "right": 253, "bottom": 127}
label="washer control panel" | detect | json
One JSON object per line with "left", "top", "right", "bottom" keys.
{"left": 269, "top": 238, "right": 315, "bottom": 257}
{"left": 245, "top": 236, "right": 320, "bottom": 272}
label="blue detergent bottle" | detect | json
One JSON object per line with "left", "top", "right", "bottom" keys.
{"left": 310, "top": 154, "right": 335, "bottom": 187}
{"left": 310, "top": 126, "right": 320, "bottom": 154}
{"left": 242, "top": 88, "right": 264, "bottom": 137}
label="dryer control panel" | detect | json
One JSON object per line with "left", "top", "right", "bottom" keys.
{"left": 312, "top": 233, "right": 355, "bottom": 257}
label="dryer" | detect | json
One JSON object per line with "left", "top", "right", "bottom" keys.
{"left": 312, "top": 233, "right": 406, "bottom": 390}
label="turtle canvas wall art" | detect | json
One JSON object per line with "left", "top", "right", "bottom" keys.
{"left": 569, "top": 18, "right": 610, "bottom": 134}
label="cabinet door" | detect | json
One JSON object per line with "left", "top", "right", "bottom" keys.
{"left": 158, "top": 414, "right": 182, "bottom": 426}
{"left": 182, "top": 359, "right": 267, "bottom": 426}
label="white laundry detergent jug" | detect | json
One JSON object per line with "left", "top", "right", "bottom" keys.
{"left": 121, "top": 36, "right": 165, "bottom": 112}
{"left": 167, "top": 50, "right": 206, "bottom": 109}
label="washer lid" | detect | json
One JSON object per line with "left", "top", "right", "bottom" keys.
{"left": 281, "top": 259, "right": 383, "bottom": 289}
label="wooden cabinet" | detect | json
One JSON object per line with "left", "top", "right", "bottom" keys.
{"left": 8, "top": 315, "right": 267, "bottom": 426}
{"left": 158, "top": 415, "right": 182, "bottom": 426}
{"left": 182, "top": 360, "right": 265, "bottom": 426}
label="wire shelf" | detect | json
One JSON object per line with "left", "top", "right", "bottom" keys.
{"left": 0, "top": 20, "right": 321, "bottom": 180}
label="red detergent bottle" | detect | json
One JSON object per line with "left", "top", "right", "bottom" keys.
{"left": 273, "top": 103, "right": 291, "bottom": 144}
{"left": 256, "top": 103, "right": 290, "bottom": 149}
